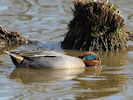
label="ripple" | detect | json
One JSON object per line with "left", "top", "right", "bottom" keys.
{"left": 18, "top": 14, "right": 33, "bottom": 21}
{"left": 36, "top": 0, "right": 59, "bottom": 7}
{"left": 128, "top": 13, "right": 133, "bottom": 21}
{"left": 78, "top": 77, "right": 106, "bottom": 81}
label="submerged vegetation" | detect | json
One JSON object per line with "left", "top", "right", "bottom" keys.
{"left": 61, "top": 0, "right": 128, "bottom": 51}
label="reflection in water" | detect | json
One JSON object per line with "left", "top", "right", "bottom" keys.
{"left": 8, "top": 66, "right": 127, "bottom": 99}
{"left": 0, "top": 60, "right": 3, "bottom": 65}
{"left": 8, "top": 67, "right": 103, "bottom": 99}
{"left": 9, "top": 68, "right": 85, "bottom": 99}
{"left": 36, "top": 0, "right": 58, "bottom": 7}
{"left": 10, "top": 0, "right": 32, "bottom": 14}
{"left": 9, "top": 67, "right": 102, "bottom": 83}
{"left": 73, "top": 67, "right": 127, "bottom": 99}
{"left": 9, "top": 68, "right": 85, "bottom": 83}
{"left": 17, "top": 14, "right": 33, "bottom": 21}
{"left": 99, "top": 50, "right": 128, "bottom": 67}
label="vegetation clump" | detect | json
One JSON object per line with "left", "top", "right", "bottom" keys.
{"left": 0, "top": 26, "right": 31, "bottom": 49}
{"left": 61, "top": 0, "right": 128, "bottom": 51}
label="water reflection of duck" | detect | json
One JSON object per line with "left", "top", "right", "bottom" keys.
{"left": 4, "top": 51, "right": 101, "bottom": 69}
{"left": 9, "top": 68, "right": 85, "bottom": 83}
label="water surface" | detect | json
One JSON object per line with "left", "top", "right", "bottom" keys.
{"left": 0, "top": 0, "right": 133, "bottom": 100}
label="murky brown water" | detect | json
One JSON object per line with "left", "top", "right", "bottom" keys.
{"left": 0, "top": 0, "right": 133, "bottom": 100}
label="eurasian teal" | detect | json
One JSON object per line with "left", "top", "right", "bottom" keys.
{"left": 4, "top": 50, "right": 101, "bottom": 69}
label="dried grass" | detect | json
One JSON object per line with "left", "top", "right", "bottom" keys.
{"left": 0, "top": 26, "right": 31, "bottom": 49}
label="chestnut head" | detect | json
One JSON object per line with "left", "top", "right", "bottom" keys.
{"left": 79, "top": 51, "right": 101, "bottom": 66}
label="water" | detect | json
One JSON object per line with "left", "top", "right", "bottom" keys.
{"left": 0, "top": 0, "right": 133, "bottom": 100}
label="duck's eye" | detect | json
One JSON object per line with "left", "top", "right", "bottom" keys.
{"left": 78, "top": 56, "right": 84, "bottom": 59}
{"left": 83, "top": 54, "right": 97, "bottom": 60}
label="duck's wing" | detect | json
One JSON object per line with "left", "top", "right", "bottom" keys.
{"left": 12, "top": 50, "right": 65, "bottom": 58}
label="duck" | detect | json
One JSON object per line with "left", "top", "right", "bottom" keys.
{"left": 4, "top": 50, "right": 101, "bottom": 69}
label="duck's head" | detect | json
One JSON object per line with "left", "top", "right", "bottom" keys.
{"left": 79, "top": 51, "right": 101, "bottom": 67}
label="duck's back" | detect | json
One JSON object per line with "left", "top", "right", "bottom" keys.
{"left": 11, "top": 51, "right": 85, "bottom": 69}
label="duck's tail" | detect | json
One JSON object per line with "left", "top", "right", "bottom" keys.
{"left": 4, "top": 50, "right": 24, "bottom": 63}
